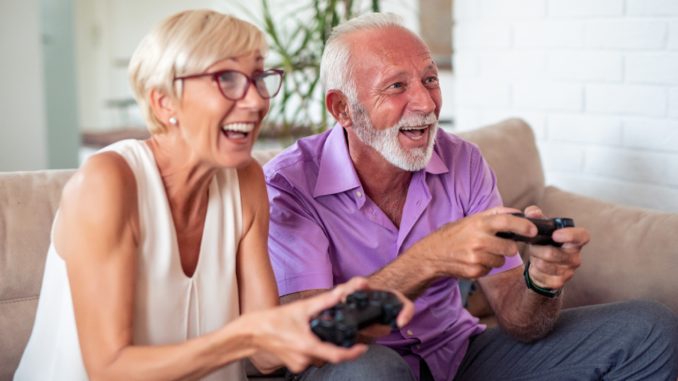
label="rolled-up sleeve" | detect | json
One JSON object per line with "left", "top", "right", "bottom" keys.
{"left": 466, "top": 147, "right": 523, "bottom": 275}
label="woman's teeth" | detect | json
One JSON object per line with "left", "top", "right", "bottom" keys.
{"left": 221, "top": 123, "right": 254, "bottom": 139}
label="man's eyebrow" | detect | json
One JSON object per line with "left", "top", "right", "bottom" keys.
{"left": 377, "top": 70, "right": 409, "bottom": 85}
{"left": 424, "top": 62, "right": 438, "bottom": 72}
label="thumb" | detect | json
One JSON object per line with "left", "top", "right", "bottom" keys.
{"left": 477, "top": 206, "right": 521, "bottom": 216}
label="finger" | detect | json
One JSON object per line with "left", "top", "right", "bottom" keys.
{"left": 523, "top": 205, "right": 545, "bottom": 219}
{"left": 528, "top": 262, "right": 576, "bottom": 289}
{"left": 477, "top": 206, "right": 522, "bottom": 216}
{"left": 527, "top": 245, "right": 570, "bottom": 264}
{"left": 472, "top": 245, "right": 511, "bottom": 268}
{"left": 311, "top": 342, "right": 368, "bottom": 364}
{"left": 487, "top": 234, "right": 522, "bottom": 258}
{"left": 333, "top": 277, "right": 369, "bottom": 300}
{"left": 390, "top": 290, "right": 415, "bottom": 328}
{"left": 301, "top": 289, "right": 345, "bottom": 316}
{"left": 302, "top": 277, "right": 372, "bottom": 316}
{"left": 530, "top": 257, "right": 571, "bottom": 276}
{"left": 486, "top": 213, "right": 537, "bottom": 238}
{"left": 552, "top": 227, "right": 590, "bottom": 247}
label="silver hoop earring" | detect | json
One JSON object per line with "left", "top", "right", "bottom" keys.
{"left": 169, "top": 117, "right": 177, "bottom": 126}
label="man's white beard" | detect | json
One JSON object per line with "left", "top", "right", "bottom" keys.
{"left": 350, "top": 102, "right": 438, "bottom": 171}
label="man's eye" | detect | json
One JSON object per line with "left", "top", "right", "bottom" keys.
{"left": 424, "top": 76, "right": 440, "bottom": 87}
{"left": 388, "top": 82, "right": 405, "bottom": 90}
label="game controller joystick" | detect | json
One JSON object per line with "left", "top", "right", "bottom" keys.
{"left": 496, "top": 213, "right": 575, "bottom": 247}
{"left": 310, "top": 290, "right": 403, "bottom": 347}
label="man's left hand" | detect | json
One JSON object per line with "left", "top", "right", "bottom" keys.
{"left": 523, "top": 206, "right": 590, "bottom": 291}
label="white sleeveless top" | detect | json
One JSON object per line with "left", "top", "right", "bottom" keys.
{"left": 15, "top": 140, "right": 246, "bottom": 380}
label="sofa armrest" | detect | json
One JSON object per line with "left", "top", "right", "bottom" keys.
{"left": 540, "top": 186, "right": 678, "bottom": 314}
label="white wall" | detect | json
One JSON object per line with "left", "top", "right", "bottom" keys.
{"left": 453, "top": 0, "right": 678, "bottom": 212}
{"left": 0, "top": 0, "right": 48, "bottom": 171}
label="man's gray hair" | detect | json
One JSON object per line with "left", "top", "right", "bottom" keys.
{"left": 319, "top": 12, "right": 405, "bottom": 102}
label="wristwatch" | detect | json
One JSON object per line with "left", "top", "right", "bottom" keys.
{"left": 523, "top": 261, "right": 562, "bottom": 298}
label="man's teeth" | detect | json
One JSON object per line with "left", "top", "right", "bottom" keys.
{"left": 400, "top": 125, "right": 428, "bottom": 131}
{"left": 221, "top": 123, "right": 254, "bottom": 133}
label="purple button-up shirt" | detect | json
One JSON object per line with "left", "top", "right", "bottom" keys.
{"left": 264, "top": 124, "right": 522, "bottom": 381}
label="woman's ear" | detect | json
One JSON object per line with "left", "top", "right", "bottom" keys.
{"left": 326, "top": 90, "right": 352, "bottom": 128}
{"left": 149, "top": 88, "right": 178, "bottom": 127}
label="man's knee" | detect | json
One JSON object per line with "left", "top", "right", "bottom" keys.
{"left": 622, "top": 300, "right": 678, "bottom": 349}
{"left": 298, "top": 344, "right": 415, "bottom": 381}
{"left": 610, "top": 300, "right": 677, "bottom": 337}
{"left": 338, "top": 344, "right": 414, "bottom": 380}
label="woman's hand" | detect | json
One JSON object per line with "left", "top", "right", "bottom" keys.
{"left": 242, "top": 277, "right": 414, "bottom": 374}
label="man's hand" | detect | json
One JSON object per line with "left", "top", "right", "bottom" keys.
{"left": 522, "top": 206, "right": 589, "bottom": 291}
{"left": 416, "top": 206, "right": 537, "bottom": 280}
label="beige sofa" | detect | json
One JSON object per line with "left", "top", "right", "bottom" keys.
{"left": 1, "top": 119, "right": 677, "bottom": 380}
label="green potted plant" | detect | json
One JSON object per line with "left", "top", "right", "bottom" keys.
{"left": 237, "top": 0, "right": 381, "bottom": 139}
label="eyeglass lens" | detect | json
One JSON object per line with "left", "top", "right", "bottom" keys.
{"left": 216, "top": 70, "right": 282, "bottom": 100}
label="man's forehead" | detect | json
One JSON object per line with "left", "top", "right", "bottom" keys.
{"left": 349, "top": 27, "right": 434, "bottom": 71}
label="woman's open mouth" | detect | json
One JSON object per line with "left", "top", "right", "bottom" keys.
{"left": 221, "top": 122, "right": 255, "bottom": 140}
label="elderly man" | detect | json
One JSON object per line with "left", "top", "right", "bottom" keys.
{"left": 263, "top": 12, "right": 678, "bottom": 381}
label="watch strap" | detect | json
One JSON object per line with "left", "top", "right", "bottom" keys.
{"left": 523, "top": 261, "right": 562, "bottom": 298}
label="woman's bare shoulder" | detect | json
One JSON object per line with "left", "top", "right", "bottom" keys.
{"left": 55, "top": 151, "right": 139, "bottom": 258}
{"left": 62, "top": 151, "right": 137, "bottom": 209}
{"left": 236, "top": 159, "right": 268, "bottom": 226}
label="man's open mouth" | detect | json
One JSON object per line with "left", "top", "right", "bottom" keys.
{"left": 399, "top": 125, "right": 430, "bottom": 141}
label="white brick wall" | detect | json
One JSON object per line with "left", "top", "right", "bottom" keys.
{"left": 670, "top": 87, "right": 678, "bottom": 117}
{"left": 586, "top": 84, "right": 667, "bottom": 116}
{"left": 454, "top": 0, "right": 678, "bottom": 212}
{"left": 670, "top": 21, "right": 678, "bottom": 49}
{"left": 548, "top": 0, "right": 624, "bottom": 18}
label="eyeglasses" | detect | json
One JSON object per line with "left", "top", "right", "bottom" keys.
{"left": 174, "top": 68, "right": 284, "bottom": 101}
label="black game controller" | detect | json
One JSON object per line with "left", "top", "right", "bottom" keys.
{"left": 310, "top": 290, "right": 403, "bottom": 348}
{"left": 496, "top": 213, "right": 575, "bottom": 247}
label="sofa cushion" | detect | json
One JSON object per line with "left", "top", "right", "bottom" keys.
{"left": 0, "top": 169, "right": 75, "bottom": 380}
{"left": 541, "top": 185, "right": 678, "bottom": 314}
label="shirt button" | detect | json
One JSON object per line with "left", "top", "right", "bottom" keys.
{"left": 415, "top": 345, "right": 421, "bottom": 350}
{"left": 356, "top": 191, "right": 363, "bottom": 198}
{"left": 406, "top": 329, "right": 414, "bottom": 336}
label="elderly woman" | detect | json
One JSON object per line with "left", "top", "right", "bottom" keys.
{"left": 15, "top": 9, "right": 412, "bottom": 380}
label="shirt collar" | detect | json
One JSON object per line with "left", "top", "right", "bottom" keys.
{"left": 313, "top": 123, "right": 449, "bottom": 197}
{"left": 313, "top": 124, "right": 362, "bottom": 197}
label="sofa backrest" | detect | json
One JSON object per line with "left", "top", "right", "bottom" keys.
{"left": 0, "top": 119, "right": 543, "bottom": 380}
{"left": 457, "top": 118, "right": 545, "bottom": 210}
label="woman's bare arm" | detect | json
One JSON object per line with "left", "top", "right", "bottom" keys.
{"left": 55, "top": 153, "right": 261, "bottom": 380}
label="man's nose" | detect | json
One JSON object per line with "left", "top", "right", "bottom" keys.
{"left": 408, "top": 82, "right": 436, "bottom": 114}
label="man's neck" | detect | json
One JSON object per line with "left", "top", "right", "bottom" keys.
{"left": 347, "top": 133, "right": 413, "bottom": 227}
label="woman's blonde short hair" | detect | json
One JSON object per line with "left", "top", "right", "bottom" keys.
{"left": 129, "top": 9, "right": 267, "bottom": 134}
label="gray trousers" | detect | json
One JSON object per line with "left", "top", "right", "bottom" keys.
{"left": 291, "top": 300, "right": 678, "bottom": 381}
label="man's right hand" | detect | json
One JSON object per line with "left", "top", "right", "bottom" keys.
{"left": 414, "top": 206, "right": 537, "bottom": 279}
